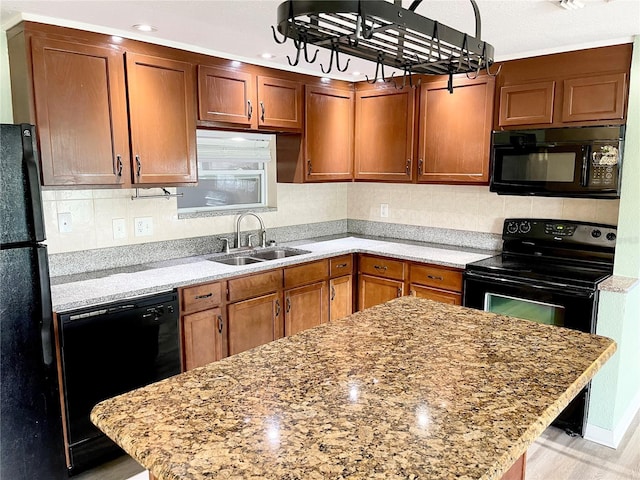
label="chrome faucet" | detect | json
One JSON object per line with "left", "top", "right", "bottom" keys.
{"left": 236, "top": 212, "right": 266, "bottom": 248}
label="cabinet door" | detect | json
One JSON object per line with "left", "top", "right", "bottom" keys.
{"left": 198, "top": 65, "right": 256, "bottom": 127}
{"left": 182, "top": 308, "right": 224, "bottom": 370}
{"left": 410, "top": 284, "right": 461, "bottom": 305}
{"left": 257, "top": 76, "right": 303, "bottom": 130}
{"left": 30, "top": 37, "right": 130, "bottom": 186}
{"left": 227, "top": 293, "right": 282, "bottom": 356}
{"left": 305, "top": 86, "right": 354, "bottom": 181}
{"left": 330, "top": 275, "right": 353, "bottom": 321}
{"left": 126, "top": 53, "right": 197, "bottom": 184}
{"left": 498, "top": 81, "right": 555, "bottom": 127}
{"left": 285, "top": 281, "right": 327, "bottom": 336}
{"left": 358, "top": 274, "right": 404, "bottom": 311}
{"left": 561, "top": 73, "right": 627, "bottom": 123}
{"left": 355, "top": 86, "right": 415, "bottom": 182}
{"left": 418, "top": 76, "right": 494, "bottom": 184}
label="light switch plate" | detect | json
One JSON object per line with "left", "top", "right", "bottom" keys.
{"left": 134, "top": 217, "right": 153, "bottom": 237}
{"left": 58, "top": 212, "right": 72, "bottom": 233}
{"left": 380, "top": 203, "right": 389, "bottom": 218}
{"left": 112, "top": 218, "right": 126, "bottom": 239}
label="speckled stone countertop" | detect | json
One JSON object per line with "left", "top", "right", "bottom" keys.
{"left": 91, "top": 297, "right": 615, "bottom": 480}
{"left": 51, "top": 236, "right": 495, "bottom": 311}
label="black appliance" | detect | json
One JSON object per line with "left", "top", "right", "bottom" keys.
{"left": 1, "top": 124, "right": 66, "bottom": 478}
{"left": 463, "top": 218, "right": 616, "bottom": 436}
{"left": 490, "top": 126, "right": 624, "bottom": 198}
{"left": 57, "top": 291, "right": 180, "bottom": 474}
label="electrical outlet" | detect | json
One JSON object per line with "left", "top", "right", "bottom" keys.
{"left": 380, "top": 203, "right": 389, "bottom": 218}
{"left": 58, "top": 212, "right": 72, "bottom": 233}
{"left": 134, "top": 217, "right": 153, "bottom": 237}
{"left": 112, "top": 218, "right": 126, "bottom": 239}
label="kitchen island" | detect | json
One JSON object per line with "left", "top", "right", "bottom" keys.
{"left": 91, "top": 297, "right": 615, "bottom": 480}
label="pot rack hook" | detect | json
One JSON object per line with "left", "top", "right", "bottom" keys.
{"left": 480, "top": 42, "right": 502, "bottom": 77}
{"left": 321, "top": 38, "right": 350, "bottom": 74}
{"left": 287, "top": 32, "right": 318, "bottom": 66}
{"left": 366, "top": 51, "right": 391, "bottom": 84}
{"left": 271, "top": 25, "right": 287, "bottom": 44}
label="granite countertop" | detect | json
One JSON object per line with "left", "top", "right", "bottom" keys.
{"left": 91, "top": 297, "right": 616, "bottom": 480}
{"left": 51, "top": 236, "right": 495, "bottom": 312}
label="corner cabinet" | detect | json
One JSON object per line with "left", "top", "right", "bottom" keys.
{"left": 354, "top": 85, "right": 416, "bottom": 182}
{"left": 198, "top": 65, "right": 303, "bottom": 131}
{"left": 7, "top": 25, "right": 198, "bottom": 187}
{"left": 417, "top": 75, "right": 494, "bottom": 184}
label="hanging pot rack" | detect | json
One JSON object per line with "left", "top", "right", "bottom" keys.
{"left": 274, "top": 0, "right": 498, "bottom": 86}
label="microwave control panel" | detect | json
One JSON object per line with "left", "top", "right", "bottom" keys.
{"left": 589, "top": 145, "right": 619, "bottom": 187}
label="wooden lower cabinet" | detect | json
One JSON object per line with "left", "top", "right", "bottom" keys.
{"left": 284, "top": 281, "right": 328, "bottom": 336}
{"left": 182, "top": 308, "right": 224, "bottom": 370}
{"left": 358, "top": 274, "right": 404, "bottom": 311}
{"left": 227, "top": 293, "right": 282, "bottom": 356}
{"left": 330, "top": 275, "right": 353, "bottom": 321}
{"left": 411, "top": 284, "right": 461, "bottom": 305}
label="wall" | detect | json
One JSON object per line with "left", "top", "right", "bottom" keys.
{"left": 1, "top": 28, "right": 13, "bottom": 122}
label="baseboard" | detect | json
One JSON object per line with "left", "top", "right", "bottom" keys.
{"left": 585, "top": 390, "right": 640, "bottom": 448}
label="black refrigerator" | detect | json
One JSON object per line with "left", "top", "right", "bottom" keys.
{"left": 1, "top": 124, "right": 66, "bottom": 478}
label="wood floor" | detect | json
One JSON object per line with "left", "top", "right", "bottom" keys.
{"left": 75, "top": 411, "right": 640, "bottom": 480}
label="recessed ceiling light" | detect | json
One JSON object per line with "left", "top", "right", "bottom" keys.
{"left": 132, "top": 24, "right": 157, "bottom": 32}
{"left": 261, "top": 53, "right": 276, "bottom": 59}
{"left": 352, "top": 71, "right": 361, "bottom": 76}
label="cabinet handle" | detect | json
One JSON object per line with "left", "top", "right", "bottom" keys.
{"left": 335, "top": 263, "right": 347, "bottom": 268}
{"left": 418, "top": 158, "right": 423, "bottom": 176}
{"left": 397, "top": 287, "right": 402, "bottom": 297}
{"left": 374, "top": 265, "right": 388, "bottom": 271}
{"left": 406, "top": 158, "right": 411, "bottom": 176}
{"left": 135, "top": 155, "right": 141, "bottom": 177}
{"left": 286, "top": 297, "right": 291, "bottom": 313}
{"left": 194, "top": 293, "right": 213, "bottom": 300}
{"left": 427, "top": 275, "right": 444, "bottom": 281}
{"left": 331, "top": 286, "right": 336, "bottom": 301}
{"left": 247, "top": 100, "right": 253, "bottom": 120}
{"left": 116, "top": 155, "right": 123, "bottom": 177}
{"left": 307, "top": 160, "right": 312, "bottom": 176}
{"left": 275, "top": 299, "right": 281, "bottom": 317}
{"left": 217, "top": 315, "right": 223, "bottom": 334}
{"left": 260, "top": 101, "right": 265, "bottom": 122}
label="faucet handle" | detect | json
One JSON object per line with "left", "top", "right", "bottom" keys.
{"left": 247, "top": 233, "right": 257, "bottom": 248}
{"left": 218, "top": 237, "right": 230, "bottom": 253}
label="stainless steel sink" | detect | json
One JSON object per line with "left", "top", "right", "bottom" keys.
{"left": 214, "top": 256, "right": 263, "bottom": 266}
{"left": 209, "top": 247, "right": 311, "bottom": 266}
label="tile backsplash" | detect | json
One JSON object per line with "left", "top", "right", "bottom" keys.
{"left": 42, "top": 182, "right": 619, "bottom": 254}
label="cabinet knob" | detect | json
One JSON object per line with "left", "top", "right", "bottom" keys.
{"left": 397, "top": 287, "right": 402, "bottom": 297}
{"left": 406, "top": 158, "right": 411, "bottom": 176}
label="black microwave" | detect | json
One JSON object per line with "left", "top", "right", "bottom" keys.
{"left": 490, "top": 126, "right": 625, "bottom": 198}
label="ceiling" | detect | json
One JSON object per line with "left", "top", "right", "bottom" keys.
{"left": 1, "top": 0, "right": 639, "bottom": 81}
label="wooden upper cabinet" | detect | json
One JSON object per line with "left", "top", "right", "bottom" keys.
{"left": 28, "top": 37, "right": 130, "bottom": 186}
{"left": 561, "top": 73, "right": 627, "bottom": 123}
{"left": 197, "top": 66, "right": 302, "bottom": 131}
{"left": 198, "top": 65, "right": 255, "bottom": 127}
{"left": 304, "top": 85, "right": 354, "bottom": 181}
{"left": 355, "top": 86, "right": 416, "bottom": 182}
{"left": 498, "top": 81, "right": 555, "bottom": 127}
{"left": 418, "top": 75, "right": 494, "bottom": 184}
{"left": 126, "top": 53, "right": 197, "bottom": 184}
{"left": 257, "top": 76, "right": 303, "bottom": 130}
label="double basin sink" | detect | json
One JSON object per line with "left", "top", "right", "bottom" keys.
{"left": 209, "top": 247, "right": 311, "bottom": 266}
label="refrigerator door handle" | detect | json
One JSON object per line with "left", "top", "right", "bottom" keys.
{"left": 21, "top": 124, "right": 46, "bottom": 243}
{"left": 37, "top": 246, "right": 54, "bottom": 366}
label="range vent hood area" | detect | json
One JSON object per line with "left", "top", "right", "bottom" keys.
{"left": 273, "top": 0, "right": 497, "bottom": 87}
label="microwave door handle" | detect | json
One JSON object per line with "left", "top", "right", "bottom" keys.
{"left": 581, "top": 145, "right": 591, "bottom": 187}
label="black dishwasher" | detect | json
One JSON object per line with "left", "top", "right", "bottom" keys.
{"left": 58, "top": 291, "right": 180, "bottom": 475}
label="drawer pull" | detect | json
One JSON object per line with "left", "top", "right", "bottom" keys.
{"left": 335, "top": 263, "right": 348, "bottom": 268}
{"left": 374, "top": 265, "right": 388, "bottom": 271}
{"left": 194, "top": 293, "right": 213, "bottom": 300}
{"left": 427, "top": 275, "right": 444, "bottom": 281}
{"left": 331, "top": 286, "right": 336, "bottom": 301}
{"left": 217, "top": 315, "right": 223, "bottom": 333}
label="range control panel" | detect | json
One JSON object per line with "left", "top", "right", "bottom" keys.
{"left": 503, "top": 218, "right": 617, "bottom": 248}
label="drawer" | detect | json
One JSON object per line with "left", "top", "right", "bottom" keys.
{"left": 410, "top": 264, "right": 463, "bottom": 292}
{"left": 359, "top": 255, "right": 406, "bottom": 281}
{"left": 181, "top": 282, "right": 222, "bottom": 314}
{"left": 227, "top": 269, "right": 282, "bottom": 303}
{"left": 329, "top": 255, "right": 353, "bottom": 277}
{"left": 284, "top": 260, "right": 328, "bottom": 289}
{"left": 410, "top": 284, "right": 462, "bottom": 305}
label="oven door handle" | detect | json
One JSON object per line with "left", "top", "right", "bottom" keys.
{"left": 464, "top": 271, "right": 596, "bottom": 298}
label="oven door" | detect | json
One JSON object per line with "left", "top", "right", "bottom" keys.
{"left": 462, "top": 271, "right": 597, "bottom": 333}
{"left": 490, "top": 144, "right": 589, "bottom": 196}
